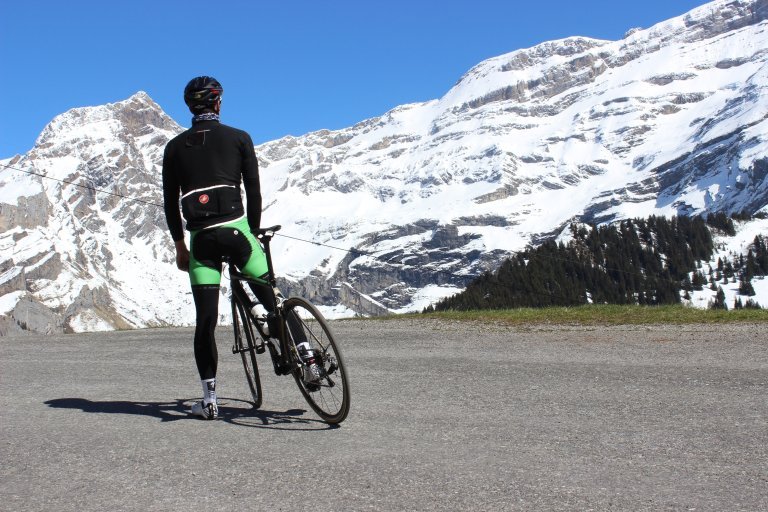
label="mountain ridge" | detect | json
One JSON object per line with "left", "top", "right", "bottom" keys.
{"left": 2, "top": 0, "right": 767, "bottom": 334}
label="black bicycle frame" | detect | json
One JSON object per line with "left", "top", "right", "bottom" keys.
{"left": 228, "top": 226, "right": 294, "bottom": 376}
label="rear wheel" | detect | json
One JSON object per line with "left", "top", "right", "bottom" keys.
{"left": 283, "top": 297, "right": 350, "bottom": 424}
{"left": 232, "top": 298, "right": 262, "bottom": 409}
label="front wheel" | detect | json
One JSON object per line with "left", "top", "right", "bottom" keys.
{"left": 283, "top": 297, "right": 350, "bottom": 424}
{"left": 232, "top": 298, "right": 262, "bottom": 409}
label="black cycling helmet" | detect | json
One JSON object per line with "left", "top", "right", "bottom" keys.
{"left": 184, "top": 76, "right": 223, "bottom": 111}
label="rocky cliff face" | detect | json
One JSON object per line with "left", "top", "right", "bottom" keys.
{"left": 0, "top": 93, "right": 191, "bottom": 334}
{"left": 1, "top": 0, "right": 767, "bottom": 333}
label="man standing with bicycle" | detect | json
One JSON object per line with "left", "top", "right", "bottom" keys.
{"left": 162, "top": 76, "right": 280, "bottom": 420}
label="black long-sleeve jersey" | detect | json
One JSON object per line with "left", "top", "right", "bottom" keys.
{"left": 162, "top": 119, "right": 262, "bottom": 242}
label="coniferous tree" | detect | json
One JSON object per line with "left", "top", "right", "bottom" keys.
{"left": 711, "top": 286, "right": 728, "bottom": 310}
{"left": 755, "top": 236, "right": 768, "bottom": 273}
{"left": 706, "top": 212, "right": 736, "bottom": 235}
{"left": 692, "top": 271, "right": 706, "bottom": 290}
{"left": 746, "top": 250, "right": 758, "bottom": 280}
{"left": 739, "top": 277, "right": 756, "bottom": 296}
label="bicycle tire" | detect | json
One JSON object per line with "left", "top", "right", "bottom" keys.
{"left": 282, "top": 297, "right": 350, "bottom": 424}
{"left": 232, "top": 297, "right": 263, "bottom": 409}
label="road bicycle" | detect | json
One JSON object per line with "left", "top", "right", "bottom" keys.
{"left": 228, "top": 225, "right": 350, "bottom": 424}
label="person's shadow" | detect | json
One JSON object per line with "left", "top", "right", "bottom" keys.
{"left": 44, "top": 398, "right": 337, "bottom": 430}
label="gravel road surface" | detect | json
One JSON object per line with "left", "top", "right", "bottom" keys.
{"left": 1, "top": 319, "right": 767, "bottom": 511}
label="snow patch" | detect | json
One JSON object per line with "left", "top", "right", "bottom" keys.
{"left": 0, "top": 291, "right": 25, "bottom": 315}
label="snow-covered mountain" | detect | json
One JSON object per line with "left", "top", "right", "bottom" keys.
{"left": 2, "top": 0, "right": 767, "bottom": 334}
{"left": 0, "top": 92, "right": 194, "bottom": 333}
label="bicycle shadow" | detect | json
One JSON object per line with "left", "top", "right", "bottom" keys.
{"left": 44, "top": 397, "right": 337, "bottom": 430}
{"left": 227, "top": 404, "right": 340, "bottom": 431}
{"left": 45, "top": 397, "right": 189, "bottom": 422}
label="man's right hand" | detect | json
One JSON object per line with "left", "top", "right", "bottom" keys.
{"left": 175, "top": 239, "right": 190, "bottom": 272}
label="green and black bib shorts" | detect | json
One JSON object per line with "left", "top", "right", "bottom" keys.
{"left": 188, "top": 217, "right": 268, "bottom": 287}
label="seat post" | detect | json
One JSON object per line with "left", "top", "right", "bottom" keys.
{"left": 260, "top": 234, "right": 278, "bottom": 288}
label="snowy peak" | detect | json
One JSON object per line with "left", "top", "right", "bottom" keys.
{"left": 36, "top": 91, "right": 180, "bottom": 153}
{"left": 443, "top": 37, "right": 610, "bottom": 109}
{"left": 23, "top": 92, "right": 182, "bottom": 213}
{"left": 673, "top": 0, "right": 768, "bottom": 43}
{"left": 444, "top": 0, "right": 768, "bottom": 112}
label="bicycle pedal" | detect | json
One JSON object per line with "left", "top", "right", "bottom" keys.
{"left": 255, "top": 342, "right": 266, "bottom": 354}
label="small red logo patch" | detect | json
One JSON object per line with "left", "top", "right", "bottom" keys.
{"left": 199, "top": 194, "right": 210, "bottom": 204}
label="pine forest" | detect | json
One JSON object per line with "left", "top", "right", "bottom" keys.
{"left": 430, "top": 214, "right": 768, "bottom": 312}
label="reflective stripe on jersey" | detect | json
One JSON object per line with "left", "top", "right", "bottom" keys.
{"left": 180, "top": 184, "right": 237, "bottom": 200}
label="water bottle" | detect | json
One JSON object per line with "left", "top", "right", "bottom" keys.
{"left": 250, "top": 303, "right": 270, "bottom": 336}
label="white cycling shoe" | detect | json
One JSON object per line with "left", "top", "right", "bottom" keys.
{"left": 190, "top": 400, "right": 219, "bottom": 420}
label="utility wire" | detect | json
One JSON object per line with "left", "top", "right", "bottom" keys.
{"left": 1, "top": 161, "right": 383, "bottom": 261}
{"left": 275, "top": 232, "right": 370, "bottom": 257}
{"left": 1, "top": 161, "right": 371, "bottom": 253}
{"left": 0, "top": 161, "right": 745, "bottom": 305}
{"left": 1, "top": 162, "right": 164, "bottom": 208}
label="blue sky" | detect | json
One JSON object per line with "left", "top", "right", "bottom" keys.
{"left": 1, "top": 0, "right": 710, "bottom": 158}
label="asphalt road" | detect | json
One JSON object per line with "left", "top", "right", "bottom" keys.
{"left": 1, "top": 319, "right": 767, "bottom": 511}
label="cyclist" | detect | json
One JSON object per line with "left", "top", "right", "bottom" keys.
{"left": 162, "top": 76, "right": 297, "bottom": 420}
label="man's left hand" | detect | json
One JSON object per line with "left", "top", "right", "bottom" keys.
{"left": 175, "top": 240, "right": 190, "bottom": 272}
